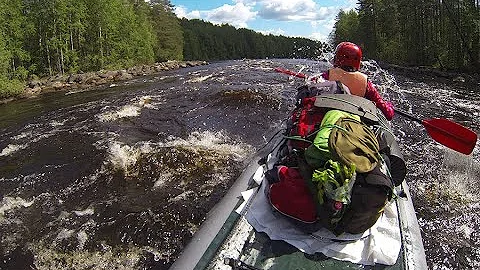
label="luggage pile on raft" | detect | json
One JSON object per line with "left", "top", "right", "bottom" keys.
{"left": 227, "top": 81, "right": 414, "bottom": 267}
{"left": 265, "top": 81, "right": 407, "bottom": 237}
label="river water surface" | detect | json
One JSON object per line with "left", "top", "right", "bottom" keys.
{"left": 0, "top": 59, "right": 479, "bottom": 269}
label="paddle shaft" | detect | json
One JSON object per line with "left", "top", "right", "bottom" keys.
{"left": 274, "top": 67, "right": 316, "bottom": 81}
{"left": 394, "top": 108, "right": 422, "bottom": 124}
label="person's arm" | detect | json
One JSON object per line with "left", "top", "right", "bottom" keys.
{"left": 364, "top": 81, "right": 394, "bottom": 120}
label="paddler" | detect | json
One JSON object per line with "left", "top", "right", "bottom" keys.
{"left": 320, "top": 42, "right": 395, "bottom": 120}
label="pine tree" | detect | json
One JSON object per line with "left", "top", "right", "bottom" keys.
{"left": 149, "top": 0, "right": 184, "bottom": 61}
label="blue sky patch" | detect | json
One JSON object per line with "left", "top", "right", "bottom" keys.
{"left": 170, "top": 0, "right": 357, "bottom": 42}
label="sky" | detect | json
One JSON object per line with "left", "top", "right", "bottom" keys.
{"left": 170, "top": 0, "right": 358, "bottom": 42}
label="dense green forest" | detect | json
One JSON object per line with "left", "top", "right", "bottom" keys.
{"left": 0, "top": 0, "right": 183, "bottom": 98}
{"left": 0, "top": 0, "right": 327, "bottom": 99}
{"left": 332, "top": 0, "right": 480, "bottom": 71}
{"left": 2, "top": 0, "right": 479, "bottom": 100}
{"left": 181, "top": 19, "right": 328, "bottom": 61}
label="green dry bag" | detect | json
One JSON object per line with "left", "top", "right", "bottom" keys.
{"left": 329, "top": 117, "right": 380, "bottom": 173}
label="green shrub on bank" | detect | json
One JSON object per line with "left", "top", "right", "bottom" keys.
{"left": 0, "top": 78, "right": 24, "bottom": 99}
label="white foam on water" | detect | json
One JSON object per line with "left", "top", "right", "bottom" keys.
{"left": 46, "top": 211, "right": 70, "bottom": 227}
{"left": 105, "top": 142, "right": 154, "bottom": 173}
{"left": 12, "top": 131, "right": 33, "bottom": 140}
{"left": 98, "top": 130, "right": 252, "bottom": 184}
{"left": 77, "top": 230, "right": 89, "bottom": 250}
{"left": 188, "top": 69, "right": 209, "bottom": 75}
{"left": 54, "top": 228, "right": 75, "bottom": 242}
{"left": 50, "top": 119, "right": 67, "bottom": 127}
{"left": 2, "top": 127, "right": 58, "bottom": 157}
{"left": 168, "top": 190, "right": 194, "bottom": 203}
{"left": 74, "top": 208, "right": 94, "bottom": 216}
{"left": 457, "top": 224, "right": 474, "bottom": 239}
{"left": 0, "top": 144, "right": 28, "bottom": 156}
{"left": 108, "top": 143, "right": 137, "bottom": 170}
{"left": 138, "top": 95, "right": 166, "bottom": 110}
{"left": 255, "top": 66, "right": 275, "bottom": 71}
{"left": 97, "top": 95, "right": 156, "bottom": 122}
{"left": 65, "top": 89, "right": 90, "bottom": 95}
{"left": 137, "top": 96, "right": 152, "bottom": 106}
{"left": 455, "top": 98, "right": 480, "bottom": 116}
{"left": 162, "top": 130, "right": 253, "bottom": 161}
{"left": 186, "top": 74, "right": 213, "bottom": 83}
{"left": 153, "top": 172, "right": 173, "bottom": 189}
{"left": 31, "top": 243, "right": 143, "bottom": 270}
{"left": 214, "top": 76, "right": 226, "bottom": 82}
{"left": 0, "top": 196, "right": 35, "bottom": 222}
{"left": 97, "top": 105, "right": 141, "bottom": 122}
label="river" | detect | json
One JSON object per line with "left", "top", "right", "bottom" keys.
{"left": 0, "top": 59, "right": 479, "bottom": 270}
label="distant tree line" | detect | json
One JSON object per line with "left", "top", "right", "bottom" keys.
{"left": 180, "top": 18, "right": 329, "bottom": 61}
{"left": 7, "top": 0, "right": 477, "bottom": 99}
{"left": 0, "top": 0, "right": 328, "bottom": 99}
{"left": 332, "top": 0, "right": 480, "bottom": 71}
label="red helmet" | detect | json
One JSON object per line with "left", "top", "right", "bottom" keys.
{"left": 333, "top": 42, "right": 362, "bottom": 71}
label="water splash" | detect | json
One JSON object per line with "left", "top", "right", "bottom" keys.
{"left": 105, "top": 142, "right": 153, "bottom": 174}
{"left": 30, "top": 243, "right": 144, "bottom": 270}
{"left": 186, "top": 74, "right": 213, "bottom": 83}
{"left": 0, "top": 144, "right": 28, "bottom": 157}
{"left": 100, "top": 130, "right": 253, "bottom": 179}
{"left": 97, "top": 105, "right": 141, "bottom": 122}
{"left": 0, "top": 196, "right": 34, "bottom": 222}
{"left": 161, "top": 130, "right": 253, "bottom": 161}
{"left": 97, "top": 96, "right": 153, "bottom": 122}
{"left": 441, "top": 150, "right": 480, "bottom": 203}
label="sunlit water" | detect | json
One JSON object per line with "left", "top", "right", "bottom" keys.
{"left": 0, "top": 59, "right": 478, "bottom": 269}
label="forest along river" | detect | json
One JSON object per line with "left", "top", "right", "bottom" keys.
{"left": 0, "top": 59, "right": 479, "bottom": 270}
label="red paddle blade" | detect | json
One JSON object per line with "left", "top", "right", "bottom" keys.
{"left": 422, "top": 118, "right": 478, "bottom": 155}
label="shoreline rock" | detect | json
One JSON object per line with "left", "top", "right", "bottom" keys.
{"left": 1, "top": 60, "right": 208, "bottom": 104}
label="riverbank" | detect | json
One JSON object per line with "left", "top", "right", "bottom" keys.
{"left": 3, "top": 60, "right": 478, "bottom": 106}
{"left": 378, "top": 62, "right": 480, "bottom": 88}
{"left": 0, "top": 60, "right": 208, "bottom": 105}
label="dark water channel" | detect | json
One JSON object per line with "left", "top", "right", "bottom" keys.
{"left": 0, "top": 59, "right": 479, "bottom": 269}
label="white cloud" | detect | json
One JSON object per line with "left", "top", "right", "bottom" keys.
{"left": 309, "top": 32, "right": 329, "bottom": 41}
{"left": 232, "top": 0, "right": 258, "bottom": 4}
{"left": 318, "top": 17, "right": 337, "bottom": 31}
{"left": 173, "top": 6, "right": 187, "bottom": 18}
{"left": 205, "top": 3, "right": 258, "bottom": 28}
{"left": 171, "top": 0, "right": 360, "bottom": 41}
{"left": 174, "top": 3, "right": 257, "bottom": 28}
{"left": 257, "top": 28, "right": 286, "bottom": 36}
{"left": 256, "top": 0, "right": 335, "bottom": 21}
{"left": 174, "top": 6, "right": 201, "bottom": 19}
{"left": 341, "top": 0, "right": 358, "bottom": 11}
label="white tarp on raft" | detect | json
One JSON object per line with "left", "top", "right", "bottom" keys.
{"left": 243, "top": 176, "right": 402, "bottom": 266}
